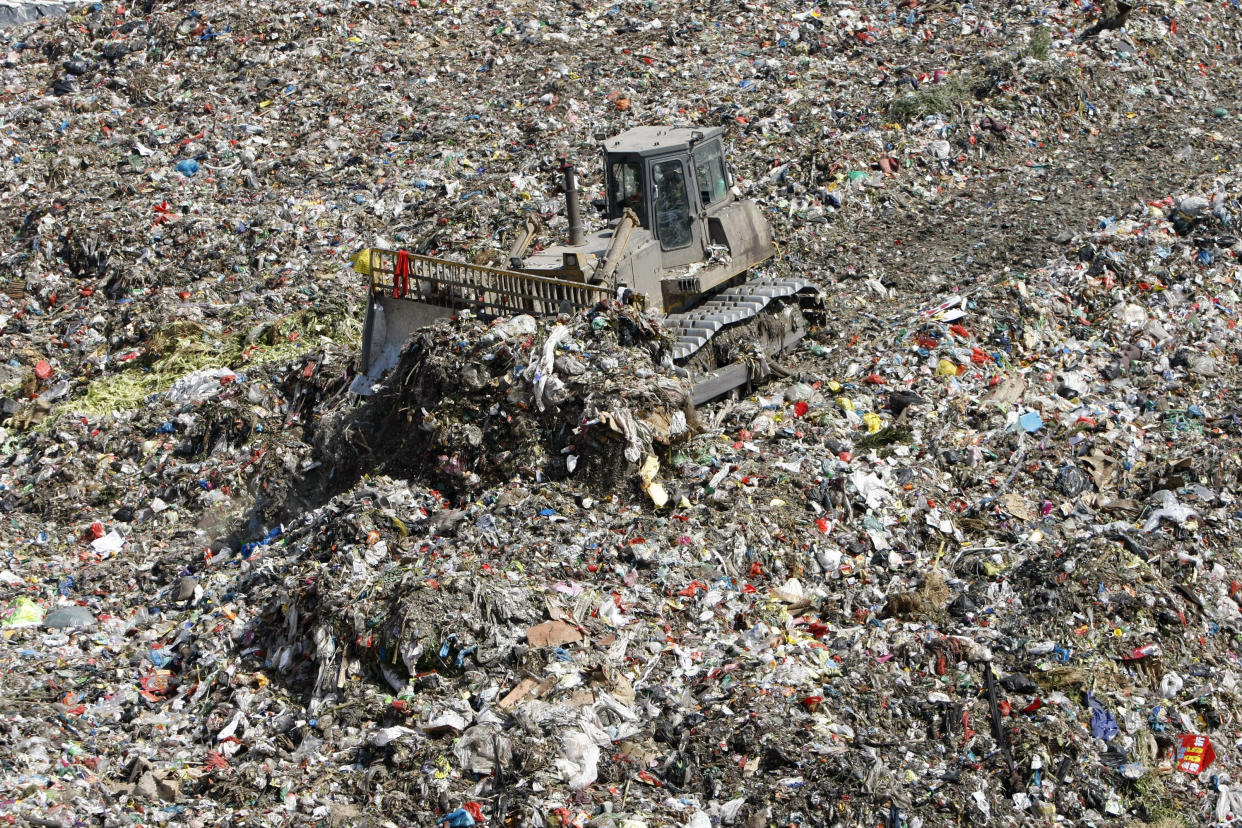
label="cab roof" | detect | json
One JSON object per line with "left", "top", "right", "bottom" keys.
{"left": 604, "top": 125, "right": 724, "bottom": 156}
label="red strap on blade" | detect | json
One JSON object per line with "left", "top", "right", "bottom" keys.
{"left": 393, "top": 249, "right": 411, "bottom": 298}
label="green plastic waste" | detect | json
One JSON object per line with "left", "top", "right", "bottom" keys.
{"left": 2, "top": 596, "right": 44, "bottom": 628}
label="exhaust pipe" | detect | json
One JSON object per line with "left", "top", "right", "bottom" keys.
{"left": 560, "top": 159, "right": 584, "bottom": 247}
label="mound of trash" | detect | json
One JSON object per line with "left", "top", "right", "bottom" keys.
{"left": 310, "top": 304, "right": 697, "bottom": 505}
{"left": 5, "top": 0, "right": 1242, "bottom": 826}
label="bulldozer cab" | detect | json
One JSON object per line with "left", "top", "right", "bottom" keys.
{"left": 603, "top": 126, "right": 733, "bottom": 270}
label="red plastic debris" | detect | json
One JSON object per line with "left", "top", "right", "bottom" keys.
{"left": 1176, "top": 734, "right": 1215, "bottom": 774}
{"left": 204, "top": 751, "right": 230, "bottom": 771}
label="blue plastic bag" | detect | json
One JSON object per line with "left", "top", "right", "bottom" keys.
{"left": 440, "top": 809, "right": 476, "bottom": 827}
{"left": 1087, "top": 692, "right": 1119, "bottom": 741}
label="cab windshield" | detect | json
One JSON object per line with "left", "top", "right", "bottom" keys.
{"left": 652, "top": 159, "right": 692, "bottom": 249}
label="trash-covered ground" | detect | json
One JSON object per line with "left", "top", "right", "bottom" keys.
{"left": 3, "top": 0, "right": 1242, "bottom": 826}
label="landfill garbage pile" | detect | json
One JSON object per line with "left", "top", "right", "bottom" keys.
{"left": 0, "top": 0, "right": 1239, "bottom": 419}
{"left": 2, "top": 0, "right": 1242, "bottom": 826}
{"left": 304, "top": 303, "right": 695, "bottom": 509}
{"left": 6, "top": 183, "right": 1242, "bottom": 826}
{"left": 0, "top": 324, "right": 359, "bottom": 539}
{"left": 239, "top": 183, "right": 1242, "bottom": 827}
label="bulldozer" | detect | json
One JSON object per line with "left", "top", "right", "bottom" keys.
{"left": 353, "top": 125, "right": 817, "bottom": 404}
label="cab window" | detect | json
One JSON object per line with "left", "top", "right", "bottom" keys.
{"left": 609, "top": 160, "right": 645, "bottom": 224}
{"left": 652, "top": 159, "right": 692, "bottom": 250}
{"left": 693, "top": 141, "right": 729, "bottom": 206}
